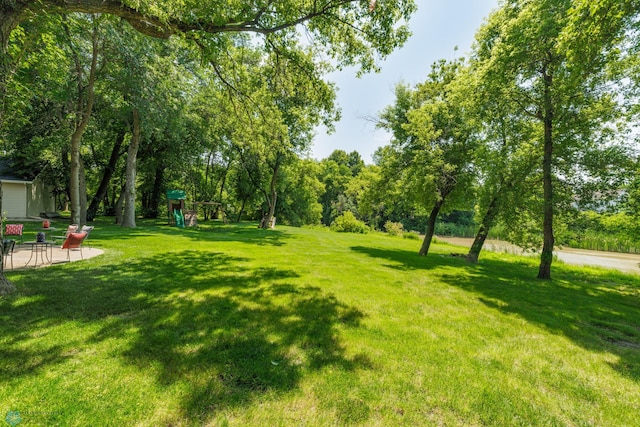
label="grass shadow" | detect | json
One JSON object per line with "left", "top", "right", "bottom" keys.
{"left": 449, "top": 259, "right": 640, "bottom": 381}
{"left": 0, "top": 249, "right": 367, "bottom": 424}
{"left": 352, "top": 243, "right": 640, "bottom": 383}
{"left": 350, "top": 245, "right": 466, "bottom": 271}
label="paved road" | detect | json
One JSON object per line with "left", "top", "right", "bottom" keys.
{"left": 436, "top": 236, "right": 640, "bottom": 275}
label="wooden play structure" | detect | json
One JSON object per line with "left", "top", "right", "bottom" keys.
{"left": 166, "top": 190, "right": 225, "bottom": 227}
{"left": 166, "top": 190, "right": 187, "bottom": 227}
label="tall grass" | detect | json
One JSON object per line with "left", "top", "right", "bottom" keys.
{"left": 1, "top": 218, "right": 639, "bottom": 426}
{"left": 564, "top": 230, "right": 640, "bottom": 254}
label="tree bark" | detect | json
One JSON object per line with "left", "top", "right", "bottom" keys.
{"left": 69, "top": 19, "right": 99, "bottom": 225}
{"left": 537, "top": 66, "right": 554, "bottom": 280}
{"left": 0, "top": 182, "right": 16, "bottom": 295}
{"left": 0, "top": 5, "right": 27, "bottom": 130}
{"left": 467, "top": 195, "right": 500, "bottom": 263}
{"left": 87, "top": 130, "right": 125, "bottom": 220}
{"left": 260, "top": 155, "right": 280, "bottom": 229}
{"left": 236, "top": 198, "right": 247, "bottom": 223}
{"left": 79, "top": 156, "right": 87, "bottom": 226}
{"left": 121, "top": 108, "right": 140, "bottom": 228}
{"left": 114, "top": 188, "right": 124, "bottom": 225}
{"left": 6, "top": 0, "right": 362, "bottom": 39}
{"left": 419, "top": 199, "right": 444, "bottom": 256}
{"left": 0, "top": 10, "right": 20, "bottom": 292}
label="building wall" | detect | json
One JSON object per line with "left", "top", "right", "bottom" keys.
{"left": 27, "top": 176, "right": 55, "bottom": 217}
{"left": 2, "top": 181, "right": 28, "bottom": 218}
{"left": 1, "top": 177, "right": 54, "bottom": 219}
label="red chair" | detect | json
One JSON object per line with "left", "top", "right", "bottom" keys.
{"left": 61, "top": 232, "right": 88, "bottom": 260}
{"left": 5, "top": 224, "right": 24, "bottom": 244}
{"left": 54, "top": 224, "right": 78, "bottom": 243}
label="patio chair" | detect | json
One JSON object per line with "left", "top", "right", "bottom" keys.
{"left": 2, "top": 239, "right": 16, "bottom": 270}
{"left": 53, "top": 224, "right": 78, "bottom": 243}
{"left": 5, "top": 224, "right": 24, "bottom": 244}
{"left": 61, "top": 232, "right": 88, "bottom": 261}
{"left": 79, "top": 225, "right": 94, "bottom": 247}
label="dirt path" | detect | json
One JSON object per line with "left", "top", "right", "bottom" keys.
{"left": 436, "top": 236, "right": 640, "bottom": 275}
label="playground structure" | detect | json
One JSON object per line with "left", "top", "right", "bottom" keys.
{"left": 166, "top": 191, "right": 226, "bottom": 227}
{"left": 166, "top": 190, "right": 188, "bottom": 228}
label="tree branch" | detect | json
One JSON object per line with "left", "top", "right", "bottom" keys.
{"left": 28, "top": 0, "right": 361, "bottom": 39}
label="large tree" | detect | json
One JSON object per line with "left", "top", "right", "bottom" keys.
{"left": 474, "top": 0, "right": 628, "bottom": 279}
{"left": 378, "top": 59, "right": 479, "bottom": 257}
{"left": 464, "top": 44, "right": 541, "bottom": 263}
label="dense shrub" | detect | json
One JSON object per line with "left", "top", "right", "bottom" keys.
{"left": 384, "top": 221, "right": 404, "bottom": 236}
{"left": 331, "top": 211, "right": 369, "bottom": 234}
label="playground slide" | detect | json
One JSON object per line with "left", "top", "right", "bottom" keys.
{"left": 174, "top": 209, "right": 185, "bottom": 228}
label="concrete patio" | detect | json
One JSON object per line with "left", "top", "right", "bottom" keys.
{"left": 3, "top": 243, "right": 104, "bottom": 270}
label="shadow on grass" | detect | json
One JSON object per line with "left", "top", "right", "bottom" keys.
{"left": 350, "top": 245, "right": 460, "bottom": 271}
{"left": 0, "top": 249, "right": 367, "bottom": 424}
{"left": 353, "top": 244, "right": 640, "bottom": 383}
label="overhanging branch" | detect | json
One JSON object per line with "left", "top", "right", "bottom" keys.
{"left": 29, "top": 0, "right": 361, "bottom": 39}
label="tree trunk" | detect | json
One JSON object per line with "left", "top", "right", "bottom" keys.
{"left": 114, "top": 187, "right": 125, "bottom": 225}
{"left": 467, "top": 195, "right": 500, "bottom": 263}
{"left": 0, "top": 182, "right": 16, "bottom": 295}
{"left": 537, "top": 120, "right": 554, "bottom": 279}
{"left": 236, "top": 197, "right": 247, "bottom": 223}
{"left": 121, "top": 108, "right": 140, "bottom": 228}
{"left": 0, "top": 6, "right": 26, "bottom": 130}
{"left": 87, "top": 130, "right": 125, "bottom": 220}
{"left": 419, "top": 199, "right": 444, "bottom": 256}
{"left": 260, "top": 157, "right": 280, "bottom": 229}
{"left": 69, "top": 129, "right": 83, "bottom": 224}
{"left": 537, "top": 68, "right": 554, "bottom": 280}
{"left": 0, "top": 8, "right": 24, "bottom": 294}
{"left": 79, "top": 156, "right": 88, "bottom": 226}
{"left": 69, "top": 20, "right": 99, "bottom": 225}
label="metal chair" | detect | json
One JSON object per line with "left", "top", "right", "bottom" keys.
{"left": 54, "top": 224, "right": 78, "bottom": 243}
{"left": 5, "top": 224, "right": 24, "bottom": 244}
{"left": 2, "top": 239, "right": 16, "bottom": 270}
{"left": 61, "top": 232, "right": 88, "bottom": 260}
{"left": 79, "top": 225, "right": 94, "bottom": 247}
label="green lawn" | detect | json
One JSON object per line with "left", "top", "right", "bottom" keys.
{"left": 1, "top": 219, "right": 639, "bottom": 426}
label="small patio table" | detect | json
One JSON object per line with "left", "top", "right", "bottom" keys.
{"left": 24, "top": 241, "right": 54, "bottom": 267}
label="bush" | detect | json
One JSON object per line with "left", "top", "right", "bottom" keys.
{"left": 331, "top": 211, "right": 369, "bottom": 234}
{"left": 403, "top": 230, "right": 421, "bottom": 240}
{"left": 384, "top": 221, "right": 404, "bottom": 237}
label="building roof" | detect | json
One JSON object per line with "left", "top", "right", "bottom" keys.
{"left": 0, "top": 157, "right": 38, "bottom": 183}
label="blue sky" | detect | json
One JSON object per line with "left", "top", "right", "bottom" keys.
{"left": 311, "top": 0, "right": 500, "bottom": 163}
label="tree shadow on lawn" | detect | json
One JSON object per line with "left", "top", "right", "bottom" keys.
{"left": 1, "top": 250, "right": 368, "bottom": 424}
{"left": 352, "top": 245, "right": 640, "bottom": 382}
{"left": 350, "top": 245, "right": 460, "bottom": 271}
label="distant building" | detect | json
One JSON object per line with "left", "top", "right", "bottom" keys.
{"left": 0, "top": 158, "right": 55, "bottom": 219}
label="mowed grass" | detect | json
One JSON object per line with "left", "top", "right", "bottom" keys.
{"left": 1, "top": 219, "right": 639, "bottom": 426}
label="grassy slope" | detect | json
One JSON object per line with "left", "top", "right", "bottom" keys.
{"left": 1, "top": 220, "right": 639, "bottom": 426}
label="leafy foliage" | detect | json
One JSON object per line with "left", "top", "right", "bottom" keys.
{"left": 330, "top": 211, "right": 369, "bottom": 234}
